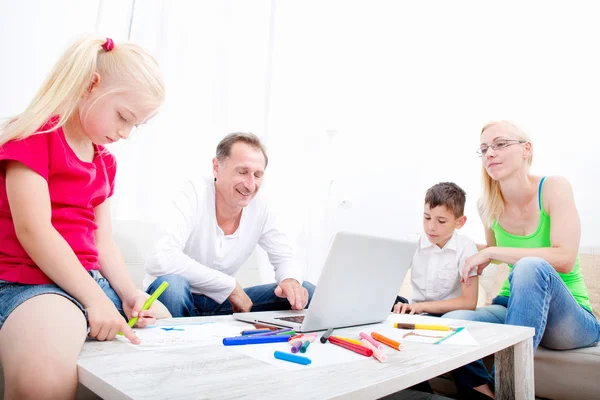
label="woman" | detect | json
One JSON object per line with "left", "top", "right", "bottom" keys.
{"left": 442, "top": 121, "right": 600, "bottom": 399}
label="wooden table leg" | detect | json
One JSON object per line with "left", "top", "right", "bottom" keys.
{"left": 495, "top": 337, "right": 535, "bottom": 400}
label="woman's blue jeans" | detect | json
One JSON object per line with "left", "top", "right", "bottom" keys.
{"left": 442, "top": 257, "right": 600, "bottom": 389}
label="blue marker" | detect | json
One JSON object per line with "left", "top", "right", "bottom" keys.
{"left": 274, "top": 350, "right": 312, "bottom": 365}
{"left": 222, "top": 335, "right": 290, "bottom": 346}
{"left": 434, "top": 327, "right": 465, "bottom": 344}
{"left": 241, "top": 329, "right": 273, "bottom": 335}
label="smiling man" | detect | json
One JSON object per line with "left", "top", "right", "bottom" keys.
{"left": 144, "top": 133, "right": 315, "bottom": 317}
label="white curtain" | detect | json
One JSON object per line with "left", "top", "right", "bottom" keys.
{"left": 106, "top": 0, "right": 274, "bottom": 223}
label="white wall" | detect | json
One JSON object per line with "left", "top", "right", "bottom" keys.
{"left": 1, "top": 1, "right": 599, "bottom": 283}
{"left": 265, "top": 0, "right": 600, "bottom": 271}
{"left": 0, "top": 1, "right": 100, "bottom": 117}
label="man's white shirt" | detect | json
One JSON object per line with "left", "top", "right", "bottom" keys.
{"left": 144, "top": 177, "right": 303, "bottom": 303}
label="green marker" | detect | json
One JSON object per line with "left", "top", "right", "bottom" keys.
{"left": 118, "top": 281, "right": 169, "bottom": 335}
{"left": 275, "top": 330, "right": 296, "bottom": 336}
{"left": 300, "top": 340, "right": 310, "bottom": 353}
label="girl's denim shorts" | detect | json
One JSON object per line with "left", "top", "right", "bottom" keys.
{"left": 0, "top": 270, "right": 126, "bottom": 330}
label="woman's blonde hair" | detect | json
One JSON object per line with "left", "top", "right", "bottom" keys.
{"left": 478, "top": 120, "right": 532, "bottom": 227}
{"left": 0, "top": 36, "right": 164, "bottom": 146}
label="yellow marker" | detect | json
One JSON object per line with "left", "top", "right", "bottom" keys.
{"left": 333, "top": 336, "right": 362, "bottom": 346}
{"left": 394, "top": 322, "right": 454, "bottom": 331}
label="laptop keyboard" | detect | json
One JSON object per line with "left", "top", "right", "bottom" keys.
{"left": 274, "top": 315, "right": 305, "bottom": 323}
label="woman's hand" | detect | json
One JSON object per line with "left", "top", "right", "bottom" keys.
{"left": 461, "top": 248, "right": 493, "bottom": 285}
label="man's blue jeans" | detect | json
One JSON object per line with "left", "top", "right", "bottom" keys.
{"left": 442, "top": 257, "right": 600, "bottom": 389}
{"left": 147, "top": 274, "right": 316, "bottom": 317}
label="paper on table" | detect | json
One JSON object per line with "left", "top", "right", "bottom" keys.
{"left": 232, "top": 340, "right": 368, "bottom": 371}
{"left": 381, "top": 327, "right": 478, "bottom": 346}
{"left": 117, "top": 322, "right": 242, "bottom": 350}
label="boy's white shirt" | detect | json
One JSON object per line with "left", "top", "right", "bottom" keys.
{"left": 143, "top": 177, "right": 303, "bottom": 304}
{"left": 410, "top": 231, "right": 478, "bottom": 303}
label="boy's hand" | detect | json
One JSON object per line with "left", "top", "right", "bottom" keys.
{"left": 87, "top": 297, "right": 140, "bottom": 344}
{"left": 393, "top": 302, "right": 426, "bottom": 315}
{"left": 122, "top": 292, "right": 156, "bottom": 328}
{"left": 461, "top": 249, "right": 492, "bottom": 285}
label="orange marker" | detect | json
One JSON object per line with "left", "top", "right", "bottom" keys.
{"left": 371, "top": 332, "right": 401, "bottom": 351}
{"left": 253, "top": 323, "right": 279, "bottom": 330}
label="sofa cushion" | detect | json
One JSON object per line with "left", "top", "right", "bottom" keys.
{"left": 579, "top": 254, "right": 600, "bottom": 319}
{"left": 112, "top": 219, "right": 262, "bottom": 290}
{"left": 534, "top": 344, "right": 600, "bottom": 400}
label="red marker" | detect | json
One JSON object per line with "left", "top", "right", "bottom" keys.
{"left": 328, "top": 336, "right": 373, "bottom": 357}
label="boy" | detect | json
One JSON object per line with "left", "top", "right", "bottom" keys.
{"left": 393, "top": 182, "right": 478, "bottom": 315}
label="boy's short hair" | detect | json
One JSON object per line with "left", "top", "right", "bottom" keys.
{"left": 424, "top": 182, "right": 466, "bottom": 218}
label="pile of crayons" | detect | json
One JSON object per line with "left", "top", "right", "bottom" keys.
{"left": 222, "top": 325, "right": 404, "bottom": 366}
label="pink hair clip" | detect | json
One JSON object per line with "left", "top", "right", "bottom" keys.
{"left": 102, "top": 38, "right": 114, "bottom": 51}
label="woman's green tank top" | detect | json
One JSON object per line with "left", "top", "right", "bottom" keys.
{"left": 493, "top": 177, "right": 592, "bottom": 312}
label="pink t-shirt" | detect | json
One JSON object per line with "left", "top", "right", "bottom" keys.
{"left": 0, "top": 118, "right": 116, "bottom": 284}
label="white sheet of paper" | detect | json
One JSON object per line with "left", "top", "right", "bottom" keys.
{"left": 232, "top": 340, "right": 369, "bottom": 371}
{"left": 386, "top": 328, "right": 478, "bottom": 346}
{"left": 384, "top": 314, "right": 478, "bottom": 346}
{"left": 232, "top": 317, "right": 476, "bottom": 370}
{"left": 118, "top": 322, "right": 242, "bottom": 350}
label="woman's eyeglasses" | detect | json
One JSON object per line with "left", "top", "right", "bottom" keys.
{"left": 477, "top": 139, "right": 526, "bottom": 156}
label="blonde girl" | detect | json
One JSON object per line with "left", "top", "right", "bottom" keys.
{"left": 0, "top": 36, "right": 170, "bottom": 399}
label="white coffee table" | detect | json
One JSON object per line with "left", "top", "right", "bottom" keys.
{"left": 78, "top": 314, "right": 534, "bottom": 400}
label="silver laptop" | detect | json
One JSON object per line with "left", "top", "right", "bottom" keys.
{"left": 233, "top": 231, "right": 416, "bottom": 332}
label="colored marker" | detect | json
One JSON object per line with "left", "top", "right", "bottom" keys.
{"left": 393, "top": 322, "right": 454, "bottom": 331}
{"left": 118, "top": 281, "right": 169, "bottom": 336}
{"left": 241, "top": 329, "right": 272, "bottom": 335}
{"left": 275, "top": 330, "right": 297, "bottom": 336}
{"left": 333, "top": 336, "right": 362, "bottom": 346}
{"left": 320, "top": 327, "right": 334, "bottom": 343}
{"left": 434, "top": 327, "right": 465, "bottom": 344}
{"left": 291, "top": 340, "right": 303, "bottom": 353}
{"left": 289, "top": 336, "right": 316, "bottom": 346}
{"left": 253, "top": 323, "right": 279, "bottom": 330}
{"left": 360, "top": 339, "right": 388, "bottom": 363}
{"left": 242, "top": 328, "right": 292, "bottom": 337}
{"left": 329, "top": 336, "right": 373, "bottom": 357}
{"left": 300, "top": 340, "right": 311, "bottom": 353}
{"left": 359, "top": 332, "right": 384, "bottom": 350}
{"left": 222, "top": 335, "right": 290, "bottom": 346}
{"left": 371, "top": 332, "right": 401, "bottom": 351}
{"left": 274, "top": 350, "right": 311, "bottom": 365}
{"left": 290, "top": 334, "right": 304, "bottom": 340}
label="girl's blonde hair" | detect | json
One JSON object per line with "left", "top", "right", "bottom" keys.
{"left": 0, "top": 36, "right": 164, "bottom": 146}
{"left": 478, "top": 120, "right": 532, "bottom": 227}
